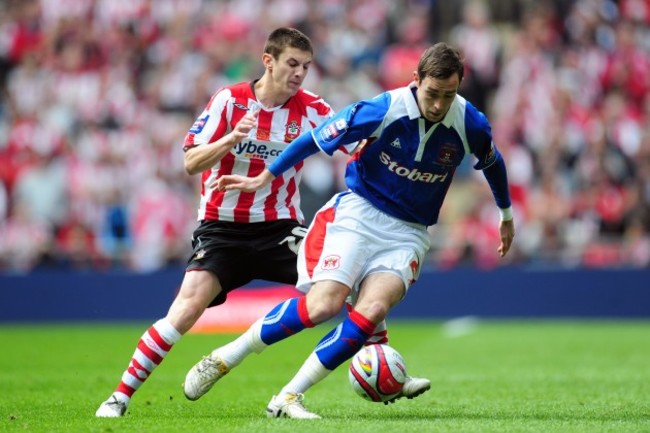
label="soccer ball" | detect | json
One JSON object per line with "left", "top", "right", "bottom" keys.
{"left": 348, "top": 344, "right": 407, "bottom": 402}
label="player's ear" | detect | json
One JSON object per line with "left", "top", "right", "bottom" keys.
{"left": 412, "top": 71, "right": 419, "bottom": 86}
{"left": 262, "top": 53, "right": 273, "bottom": 71}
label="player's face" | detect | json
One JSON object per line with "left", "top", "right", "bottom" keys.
{"left": 268, "top": 47, "right": 312, "bottom": 96}
{"left": 413, "top": 73, "right": 460, "bottom": 123}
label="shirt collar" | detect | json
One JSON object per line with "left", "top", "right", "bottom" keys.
{"left": 407, "top": 81, "right": 459, "bottom": 127}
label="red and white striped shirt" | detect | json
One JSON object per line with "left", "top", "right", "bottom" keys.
{"left": 184, "top": 81, "right": 334, "bottom": 224}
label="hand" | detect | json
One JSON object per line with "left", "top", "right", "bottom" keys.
{"left": 497, "top": 219, "right": 515, "bottom": 258}
{"left": 229, "top": 109, "right": 259, "bottom": 144}
{"left": 210, "top": 169, "right": 275, "bottom": 192}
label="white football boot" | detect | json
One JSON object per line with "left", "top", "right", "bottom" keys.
{"left": 266, "top": 393, "right": 321, "bottom": 419}
{"left": 95, "top": 394, "right": 128, "bottom": 417}
{"left": 384, "top": 375, "right": 431, "bottom": 405}
{"left": 183, "top": 353, "right": 230, "bottom": 400}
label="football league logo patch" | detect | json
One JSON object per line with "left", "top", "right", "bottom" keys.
{"left": 319, "top": 118, "right": 348, "bottom": 142}
{"left": 484, "top": 142, "right": 497, "bottom": 164}
{"left": 189, "top": 114, "right": 210, "bottom": 134}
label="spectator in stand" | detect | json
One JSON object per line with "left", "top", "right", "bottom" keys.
{"left": 0, "top": 0, "right": 649, "bottom": 272}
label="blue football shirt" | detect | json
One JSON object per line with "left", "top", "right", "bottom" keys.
{"left": 309, "top": 83, "right": 504, "bottom": 226}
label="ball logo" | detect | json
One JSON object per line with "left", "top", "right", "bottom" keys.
{"left": 359, "top": 348, "right": 373, "bottom": 375}
{"left": 321, "top": 255, "right": 340, "bottom": 270}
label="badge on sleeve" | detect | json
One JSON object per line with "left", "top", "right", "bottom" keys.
{"left": 484, "top": 142, "right": 497, "bottom": 165}
{"left": 189, "top": 114, "right": 210, "bottom": 134}
{"left": 320, "top": 118, "right": 348, "bottom": 142}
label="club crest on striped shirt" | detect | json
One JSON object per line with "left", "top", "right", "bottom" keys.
{"left": 285, "top": 120, "right": 302, "bottom": 141}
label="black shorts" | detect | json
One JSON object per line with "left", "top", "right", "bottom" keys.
{"left": 186, "top": 219, "right": 307, "bottom": 306}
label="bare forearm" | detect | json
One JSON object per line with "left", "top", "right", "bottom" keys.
{"left": 213, "top": 168, "right": 276, "bottom": 192}
{"left": 184, "top": 134, "right": 237, "bottom": 175}
{"left": 185, "top": 110, "right": 259, "bottom": 175}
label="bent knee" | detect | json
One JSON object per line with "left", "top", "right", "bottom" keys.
{"left": 306, "top": 286, "right": 348, "bottom": 324}
{"left": 354, "top": 301, "right": 390, "bottom": 324}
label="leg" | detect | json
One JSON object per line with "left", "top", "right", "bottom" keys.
{"left": 353, "top": 313, "right": 431, "bottom": 404}
{"left": 267, "top": 273, "right": 405, "bottom": 419}
{"left": 366, "top": 318, "right": 388, "bottom": 344}
{"left": 96, "top": 270, "right": 221, "bottom": 417}
{"left": 183, "top": 280, "right": 350, "bottom": 401}
{"left": 354, "top": 276, "right": 432, "bottom": 404}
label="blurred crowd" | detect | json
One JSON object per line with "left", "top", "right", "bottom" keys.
{"left": 0, "top": 0, "right": 648, "bottom": 273}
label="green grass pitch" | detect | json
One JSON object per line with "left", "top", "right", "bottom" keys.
{"left": 1, "top": 320, "right": 649, "bottom": 433}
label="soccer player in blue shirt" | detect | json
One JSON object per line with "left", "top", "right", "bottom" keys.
{"left": 183, "top": 42, "right": 515, "bottom": 419}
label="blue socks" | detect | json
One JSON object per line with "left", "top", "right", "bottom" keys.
{"left": 314, "top": 309, "right": 375, "bottom": 370}
{"left": 260, "top": 297, "right": 314, "bottom": 345}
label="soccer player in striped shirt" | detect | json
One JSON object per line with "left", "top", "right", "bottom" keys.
{"left": 94, "top": 27, "right": 331, "bottom": 418}
{"left": 183, "top": 42, "right": 515, "bottom": 419}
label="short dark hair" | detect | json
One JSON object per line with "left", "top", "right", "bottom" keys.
{"left": 417, "top": 42, "right": 464, "bottom": 82}
{"left": 264, "top": 27, "right": 313, "bottom": 59}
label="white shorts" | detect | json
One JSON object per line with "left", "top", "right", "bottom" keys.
{"left": 296, "top": 191, "right": 431, "bottom": 298}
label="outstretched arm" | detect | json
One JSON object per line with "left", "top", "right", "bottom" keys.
{"left": 215, "top": 96, "right": 387, "bottom": 192}
{"left": 215, "top": 168, "right": 276, "bottom": 192}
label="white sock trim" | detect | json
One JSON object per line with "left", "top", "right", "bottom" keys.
{"left": 279, "top": 352, "right": 330, "bottom": 396}
{"left": 155, "top": 318, "right": 182, "bottom": 344}
{"left": 113, "top": 392, "right": 131, "bottom": 403}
